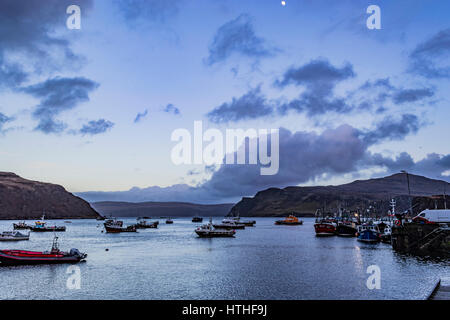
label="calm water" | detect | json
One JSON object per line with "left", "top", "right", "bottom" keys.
{"left": 0, "top": 218, "right": 448, "bottom": 300}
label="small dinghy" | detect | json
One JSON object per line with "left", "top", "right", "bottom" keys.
{"left": 0, "top": 236, "right": 86, "bottom": 266}
{"left": 0, "top": 231, "right": 30, "bottom": 241}
{"left": 195, "top": 219, "right": 236, "bottom": 238}
{"left": 192, "top": 216, "right": 203, "bottom": 223}
{"left": 166, "top": 218, "right": 174, "bottom": 224}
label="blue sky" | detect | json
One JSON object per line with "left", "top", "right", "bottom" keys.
{"left": 0, "top": 0, "right": 449, "bottom": 203}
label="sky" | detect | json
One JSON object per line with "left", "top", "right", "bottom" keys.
{"left": 0, "top": 0, "right": 449, "bottom": 204}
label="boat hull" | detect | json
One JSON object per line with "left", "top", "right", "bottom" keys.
{"left": 0, "top": 250, "right": 85, "bottom": 266}
{"left": 195, "top": 230, "right": 235, "bottom": 238}
{"left": 357, "top": 230, "right": 380, "bottom": 243}
{"left": 104, "top": 225, "right": 137, "bottom": 233}
{"left": 213, "top": 224, "right": 245, "bottom": 230}
{"left": 275, "top": 221, "right": 303, "bottom": 225}
{"left": 336, "top": 224, "right": 357, "bottom": 237}
{"left": 31, "top": 227, "right": 66, "bottom": 232}
{"left": 314, "top": 223, "right": 336, "bottom": 236}
{"left": 13, "top": 224, "right": 31, "bottom": 230}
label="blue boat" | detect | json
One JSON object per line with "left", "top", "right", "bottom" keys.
{"left": 357, "top": 223, "right": 380, "bottom": 243}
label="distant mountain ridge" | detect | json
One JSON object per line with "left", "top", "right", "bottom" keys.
{"left": 228, "top": 173, "right": 450, "bottom": 217}
{"left": 0, "top": 172, "right": 100, "bottom": 220}
{"left": 91, "top": 201, "right": 234, "bottom": 218}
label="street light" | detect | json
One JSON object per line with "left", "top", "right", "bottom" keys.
{"left": 401, "top": 170, "right": 412, "bottom": 215}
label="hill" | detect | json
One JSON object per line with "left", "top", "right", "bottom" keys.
{"left": 228, "top": 173, "right": 450, "bottom": 217}
{"left": 0, "top": 172, "right": 100, "bottom": 220}
{"left": 91, "top": 201, "right": 234, "bottom": 218}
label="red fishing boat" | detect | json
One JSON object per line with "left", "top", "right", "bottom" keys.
{"left": 0, "top": 236, "right": 86, "bottom": 266}
{"left": 314, "top": 220, "right": 337, "bottom": 236}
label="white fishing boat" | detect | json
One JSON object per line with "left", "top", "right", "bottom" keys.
{"left": 196, "top": 219, "right": 236, "bottom": 238}
{"left": 0, "top": 231, "right": 30, "bottom": 241}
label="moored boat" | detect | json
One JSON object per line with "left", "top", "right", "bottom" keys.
{"left": 13, "top": 221, "right": 32, "bottom": 230}
{"left": 224, "top": 216, "right": 256, "bottom": 226}
{"left": 336, "top": 221, "right": 357, "bottom": 237}
{"left": 104, "top": 224, "right": 137, "bottom": 233}
{"left": 166, "top": 218, "right": 174, "bottom": 224}
{"left": 213, "top": 220, "right": 245, "bottom": 230}
{"left": 275, "top": 215, "right": 303, "bottom": 225}
{"left": 134, "top": 220, "right": 158, "bottom": 229}
{"left": 0, "top": 236, "right": 86, "bottom": 266}
{"left": 314, "top": 219, "right": 336, "bottom": 236}
{"left": 357, "top": 223, "right": 380, "bottom": 243}
{"left": 192, "top": 216, "right": 203, "bottom": 223}
{"left": 30, "top": 215, "right": 66, "bottom": 232}
{"left": 195, "top": 219, "right": 236, "bottom": 238}
{"left": 0, "top": 231, "right": 30, "bottom": 241}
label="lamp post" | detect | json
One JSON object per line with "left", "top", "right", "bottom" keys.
{"left": 401, "top": 170, "right": 412, "bottom": 216}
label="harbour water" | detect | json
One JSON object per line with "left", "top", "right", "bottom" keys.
{"left": 0, "top": 218, "right": 448, "bottom": 300}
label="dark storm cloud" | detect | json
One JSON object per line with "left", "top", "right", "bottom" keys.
{"left": 364, "top": 152, "right": 450, "bottom": 182}
{"left": 163, "top": 104, "right": 180, "bottom": 115}
{"left": 275, "top": 59, "right": 355, "bottom": 116}
{"left": 22, "top": 77, "right": 99, "bottom": 134}
{"left": 134, "top": 109, "right": 149, "bottom": 123}
{"left": 0, "top": 0, "right": 94, "bottom": 89}
{"left": 361, "top": 114, "right": 421, "bottom": 145}
{"left": 207, "top": 86, "right": 275, "bottom": 123}
{"left": 79, "top": 119, "right": 114, "bottom": 136}
{"left": 205, "top": 14, "right": 277, "bottom": 66}
{"left": 114, "top": 0, "right": 182, "bottom": 26}
{"left": 409, "top": 28, "right": 450, "bottom": 79}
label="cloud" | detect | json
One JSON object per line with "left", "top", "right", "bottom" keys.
{"left": 0, "top": 112, "right": 14, "bottom": 134}
{"left": 114, "top": 0, "right": 183, "bottom": 27}
{"left": 21, "top": 77, "right": 99, "bottom": 134}
{"left": 409, "top": 28, "right": 450, "bottom": 79}
{"left": 79, "top": 119, "right": 114, "bottom": 136}
{"left": 134, "top": 109, "right": 149, "bottom": 123}
{"left": 207, "top": 86, "right": 274, "bottom": 123}
{"left": 205, "top": 14, "right": 277, "bottom": 66}
{"left": 163, "top": 103, "right": 180, "bottom": 115}
{"left": 360, "top": 114, "right": 421, "bottom": 145}
{"left": 391, "top": 88, "right": 435, "bottom": 104}
{"left": 0, "top": 0, "right": 94, "bottom": 90}
{"left": 275, "top": 59, "right": 355, "bottom": 116}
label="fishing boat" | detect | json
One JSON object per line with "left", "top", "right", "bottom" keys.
{"left": 134, "top": 220, "right": 158, "bottom": 229}
{"left": 13, "top": 221, "right": 32, "bottom": 230}
{"left": 314, "top": 209, "right": 337, "bottom": 236}
{"left": 357, "top": 223, "right": 380, "bottom": 243}
{"left": 223, "top": 216, "right": 255, "bottom": 227}
{"left": 0, "top": 236, "right": 86, "bottom": 266}
{"left": 380, "top": 224, "right": 392, "bottom": 243}
{"left": 166, "top": 218, "right": 174, "bottom": 224}
{"left": 195, "top": 219, "right": 236, "bottom": 238}
{"left": 104, "top": 219, "right": 136, "bottom": 233}
{"left": 30, "top": 215, "right": 66, "bottom": 232}
{"left": 0, "top": 231, "right": 30, "bottom": 241}
{"left": 192, "top": 216, "right": 203, "bottom": 223}
{"left": 336, "top": 221, "right": 358, "bottom": 237}
{"left": 213, "top": 220, "right": 245, "bottom": 230}
{"left": 275, "top": 215, "right": 303, "bottom": 225}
